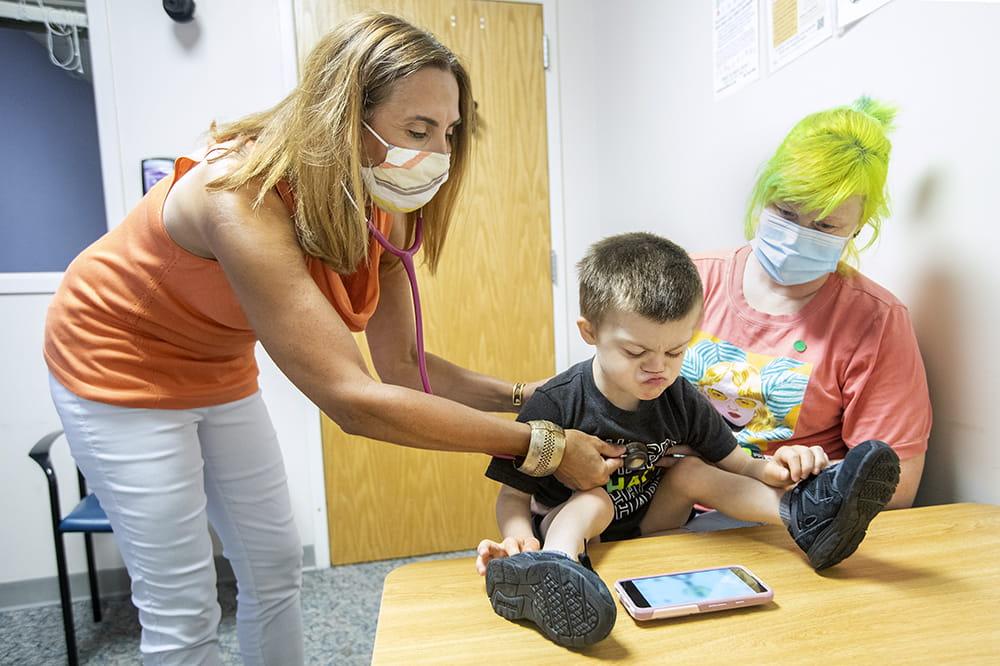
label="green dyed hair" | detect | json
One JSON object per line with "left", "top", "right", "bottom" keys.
{"left": 744, "top": 95, "right": 898, "bottom": 269}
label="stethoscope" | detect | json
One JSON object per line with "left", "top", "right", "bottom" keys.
{"left": 370, "top": 216, "right": 522, "bottom": 464}
{"left": 368, "top": 212, "right": 515, "bottom": 463}
{"left": 367, "top": 214, "right": 433, "bottom": 394}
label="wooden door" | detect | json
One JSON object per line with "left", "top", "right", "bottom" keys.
{"left": 293, "top": 0, "right": 554, "bottom": 564}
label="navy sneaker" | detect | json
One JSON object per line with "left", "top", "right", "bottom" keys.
{"left": 780, "top": 440, "right": 900, "bottom": 571}
{"left": 485, "top": 550, "right": 616, "bottom": 647}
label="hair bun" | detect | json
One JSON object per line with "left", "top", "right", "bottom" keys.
{"left": 852, "top": 95, "right": 898, "bottom": 131}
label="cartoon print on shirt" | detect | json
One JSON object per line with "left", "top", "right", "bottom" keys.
{"left": 697, "top": 361, "right": 773, "bottom": 430}
{"left": 681, "top": 338, "right": 811, "bottom": 451}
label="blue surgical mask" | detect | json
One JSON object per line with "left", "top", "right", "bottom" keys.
{"left": 750, "top": 210, "right": 849, "bottom": 286}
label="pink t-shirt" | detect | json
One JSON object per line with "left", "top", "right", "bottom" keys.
{"left": 682, "top": 245, "right": 931, "bottom": 461}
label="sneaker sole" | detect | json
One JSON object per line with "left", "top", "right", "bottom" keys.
{"left": 485, "top": 554, "right": 616, "bottom": 647}
{"left": 806, "top": 441, "right": 900, "bottom": 570}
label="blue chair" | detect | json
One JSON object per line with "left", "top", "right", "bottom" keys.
{"left": 29, "top": 430, "right": 113, "bottom": 666}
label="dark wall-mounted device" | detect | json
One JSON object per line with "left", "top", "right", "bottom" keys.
{"left": 163, "top": 0, "right": 196, "bottom": 23}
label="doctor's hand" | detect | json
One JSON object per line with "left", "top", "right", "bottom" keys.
{"left": 554, "top": 431, "right": 624, "bottom": 491}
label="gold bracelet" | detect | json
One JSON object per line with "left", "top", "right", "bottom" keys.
{"left": 512, "top": 382, "right": 526, "bottom": 408}
{"left": 515, "top": 420, "right": 566, "bottom": 477}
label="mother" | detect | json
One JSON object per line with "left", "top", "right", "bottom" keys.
{"left": 683, "top": 96, "right": 930, "bottom": 510}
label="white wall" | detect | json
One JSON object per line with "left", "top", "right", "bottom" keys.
{"left": 552, "top": 0, "right": 1000, "bottom": 506}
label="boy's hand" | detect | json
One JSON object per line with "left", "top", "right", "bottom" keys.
{"left": 475, "top": 536, "right": 541, "bottom": 575}
{"left": 762, "top": 445, "right": 829, "bottom": 486}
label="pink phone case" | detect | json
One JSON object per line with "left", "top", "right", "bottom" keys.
{"left": 614, "top": 565, "right": 773, "bottom": 620}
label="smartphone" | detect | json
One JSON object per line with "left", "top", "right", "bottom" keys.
{"left": 614, "top": 565, "right": 773, "bottom": 620}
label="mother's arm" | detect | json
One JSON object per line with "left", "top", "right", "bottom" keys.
{"left": 890, "top": 452, "right": 925, "bottom": 509}
{"left": 826, "top": 449, "right": 923, "bottom": 509}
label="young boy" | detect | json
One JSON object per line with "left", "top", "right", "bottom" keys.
{"left": 477, "top": 232, "right": 900, "bottom": 647}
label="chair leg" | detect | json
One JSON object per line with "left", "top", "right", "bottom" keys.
{"left": 53, "top": 532, "right": 80, "bottom": 666}
{"left": 84, "top": 532, "right": 102, "bottom": 623}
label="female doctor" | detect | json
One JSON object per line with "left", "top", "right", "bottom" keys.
{"left": 43, "top": 12, "right": 623, "bottom": 665}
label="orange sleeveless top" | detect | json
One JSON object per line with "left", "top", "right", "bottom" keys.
{"left": 44, "top": 156, "right": 391, "bottom": 409}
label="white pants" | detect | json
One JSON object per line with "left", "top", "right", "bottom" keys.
{"left": 49, "top": 374, "right": 304, "bottom": 666}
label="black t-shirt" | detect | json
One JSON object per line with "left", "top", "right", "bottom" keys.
{"left": 485, "top": 358, "right": 737, "bottom": 540}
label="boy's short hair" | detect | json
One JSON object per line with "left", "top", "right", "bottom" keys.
{"left": 577, "top": 232, "right": 703, "bottom": 327}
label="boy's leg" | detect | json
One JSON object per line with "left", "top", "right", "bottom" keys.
{"left": 198, "top": 393, "right": 304, "bottom": 666}
{"left": 647, "top": 445, "right": 900, "bottom": 570}
{"left": 538, "top": 488, "right": 615, "bottom": 559}
{"left": 485, "top": 488, "right": 616, "bottom": 647}
{"left": 640, "top": 457, "right": 785, "bottom": 536}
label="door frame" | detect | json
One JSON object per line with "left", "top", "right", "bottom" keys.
{"left": 304, "top": 0, "right": 571, "bottom": 569}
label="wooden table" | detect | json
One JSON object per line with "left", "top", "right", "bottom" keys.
{"left": 371, "top": 503, "right": 1000, "bottom": 664}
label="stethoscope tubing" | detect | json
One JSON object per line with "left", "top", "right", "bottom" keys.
{"left": 367, "top": 214, "right": 433, "bottom": 394}
{"left": 368, "top": 213, "right": 522, "bottom": 463}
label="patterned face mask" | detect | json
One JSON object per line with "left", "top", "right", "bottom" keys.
{"left": 360, "top": 121, "right": 450, "bottom": 213}
{"left": 750, "top": 210, "right": 850, "bottom": 285}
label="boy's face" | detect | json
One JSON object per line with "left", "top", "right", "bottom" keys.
{"left": 578, "top": 306, "right": 702, "bottom": 412}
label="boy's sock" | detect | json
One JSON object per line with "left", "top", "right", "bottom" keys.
{"left": 484, "top": 550, "right": 616, "bottom": 647}
{"left": 779, "top": 439, "right": 900, "bottom": 571}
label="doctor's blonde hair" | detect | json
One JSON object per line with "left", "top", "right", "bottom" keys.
{"left": 205, "top": 11, "right": 474, "bottom": 274}
{"left": 744, "top": 95, "right": 897, "bottom": 270}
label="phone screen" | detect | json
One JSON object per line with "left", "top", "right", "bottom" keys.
{"left": 628, "top": 567, "right": 764, "bottom": 607}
